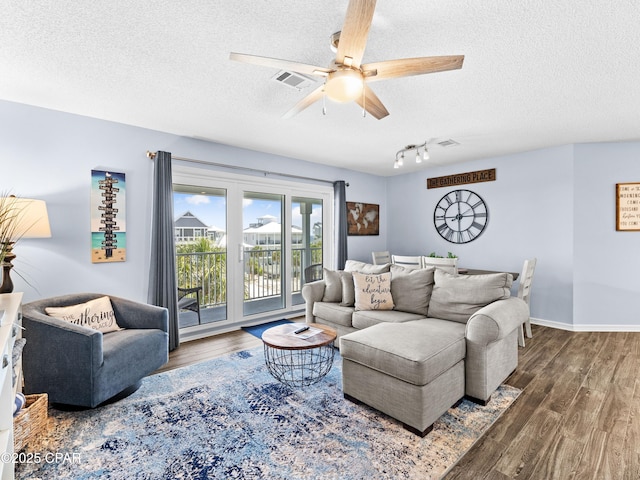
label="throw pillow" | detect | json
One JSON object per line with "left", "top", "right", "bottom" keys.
{"left": 390, "top": 264, "right": 435, "bottom": 316}
{"left": 45, "top": 296, "right": 122, "bottom": 333}
{"left": 428, "top": 270, "right": 513, "bottom": 323}
{"left": 321, "top": 268, "right": 343, "bottom": 302}
{"left": 353, "top": 272, "right": 394, "bottom": 311}
{"left": 339, "top": 271, "right": 355, "bottom": 307}
{"left": 344, "top": 260, "right": 391, "bottom": 274}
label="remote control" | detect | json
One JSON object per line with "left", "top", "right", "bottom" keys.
{"left": 294, "top": 326, "right": 310, "bottom": 334}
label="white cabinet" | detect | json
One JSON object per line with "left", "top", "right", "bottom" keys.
{"left": 0, "top": 293, "right": 22, "bottom": 480}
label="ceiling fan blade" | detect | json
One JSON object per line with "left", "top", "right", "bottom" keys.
{"left": 282, "top": 85, "right": 326, "bottom": 119}
{"left": 362, "top": 55, "right": 464, "bottom": 82}
{"left": 335, "top": 0, "right": 377, "bottom": 68}
{"left": 355, "top": 85, "right": 389, "bottom": 120}
{"left": 230, "top": 52, "right": 331, "bottom": 77}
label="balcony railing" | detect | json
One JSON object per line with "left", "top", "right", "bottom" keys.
{"left": 176, "top": 246, "right": 322, "bottom": 307}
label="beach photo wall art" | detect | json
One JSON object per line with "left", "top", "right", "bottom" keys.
{"left": 91, "top": 169, "right": 126, "bottom": 263}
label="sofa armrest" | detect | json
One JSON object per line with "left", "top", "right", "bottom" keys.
{"left": 301, "top": 280, "right": 326, "bottom": 323}
{"left": 109, "top": 296, "right": 169, "bottom": 332}
{"left": 22, "top": 310, "right": 104, "bottom": 376}
{"left": 465, "top": 297, "right": 529, "bottom": 345}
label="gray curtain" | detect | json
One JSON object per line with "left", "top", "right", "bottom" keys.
{"left": 148, "top": 151, "right": 180, "bottom": 351}
{"left": 334, "top": 180, "right": 348, "bottom": 269}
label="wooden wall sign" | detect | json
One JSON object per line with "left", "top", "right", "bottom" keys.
{"left": 91, "top": 169, "right": 126, "bottom": 262}
{"left": 427, "top": 168, "right": 496, "bottom": 189}
{"left": 616, "top": 183, "right": 640, "bottom": 231}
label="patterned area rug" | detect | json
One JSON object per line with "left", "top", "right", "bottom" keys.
{"left": 241, "top": 319, "right": 293, "bottom": 339}
{"left": 17, "top": 348, "right": 520, "bottom": 480}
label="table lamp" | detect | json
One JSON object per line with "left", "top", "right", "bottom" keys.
{"left": 0, "top": 197, "right": 52, "bottom": 294}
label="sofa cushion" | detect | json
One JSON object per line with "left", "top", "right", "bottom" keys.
{"left": 344, "top": 260, "right": 391, "bottom": 274}
{"left": 339, "top": 271, "right": 355, "bottom": 307}
{"left": 312, "top": 302, "right": 355, "bottom": 328}
{"left": 390, "top": 264, "right": 435, "bottom": 316}
{"left": 429, "top": 270, "right": 513, "bottom": 323}
{"left": 321, "top": 269, "right": 343, "bottom": 302}
{"left": 340, "top": 319, "right": 466, "bottom": 386}
{"left": 45, "top": 296, "right": 122, "bottom": 333}
{"left": 352, "top": 309, "right": 426, "bottom": 330}
{"left": 353, "top": 272, "right": 394, "bottom": 311}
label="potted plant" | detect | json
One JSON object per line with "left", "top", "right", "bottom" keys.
{"left": 0, "top": 195, "right": 22, "bottom": 265}
{"left": 423, "top": 251, "right": 459, "bottom": 274}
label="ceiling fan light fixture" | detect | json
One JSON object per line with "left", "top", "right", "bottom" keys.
{"left": 423, "top": 148, "right": 430, "bottom": 161}
{"left": 415, "top": 151, "right": 422, "bottom": 164}
{"left": 324, "top": 68, "right": 364, "bottom": 103}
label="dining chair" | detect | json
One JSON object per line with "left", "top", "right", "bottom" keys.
{"left": 178, "top": 286, "right": 202, "bottom": 325}
{"left": 371, "top": 251, "right": 391, "bottom": 265}
{"left": 517, "top": 258, "right": 537, "bottom": 347}
{"left": 421, "top": 256, "right": 458, "bottom": 275}
{"left": 391, "top": 255, "right": 422, "bottom": 269}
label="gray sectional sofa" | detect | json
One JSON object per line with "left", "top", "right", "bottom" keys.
{"left": 301, "top": 260, "right": 529, "bottom": 436}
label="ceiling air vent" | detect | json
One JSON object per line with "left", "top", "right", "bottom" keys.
{"left": 437, "top": 139, "right": 460, "bottom": 148}
{"left": 271, "top": 70, "right": 317, "bottom": 91}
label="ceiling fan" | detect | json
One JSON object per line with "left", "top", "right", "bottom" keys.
{"left": 230, "top": 0, "right": 464, "bottom": 120}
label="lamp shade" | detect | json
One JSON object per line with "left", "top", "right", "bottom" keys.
{"left": 5, "top": 198, "right": 51, "bottom": 240}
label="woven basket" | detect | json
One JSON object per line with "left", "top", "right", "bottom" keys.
{"left": 14, "top": 393, "right": 48, "bottom": 452}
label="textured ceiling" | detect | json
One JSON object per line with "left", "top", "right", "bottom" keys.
{"left": 1, "top": 1, "right": 639, "bottom": 176}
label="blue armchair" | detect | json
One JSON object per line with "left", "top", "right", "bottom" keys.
{"left": 22, "top": 293, "right": 169, "bottom": 408}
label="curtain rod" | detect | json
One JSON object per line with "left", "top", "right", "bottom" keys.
{"left": 146, "top": 151, "right": 348, "bottom": 187}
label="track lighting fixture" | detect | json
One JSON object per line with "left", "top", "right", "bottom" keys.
{"left": 394, "top": 142, "right": 429, "bottom": 169}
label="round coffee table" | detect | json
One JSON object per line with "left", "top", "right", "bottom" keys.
{"left": 261, "top": 322, "right": 337, "bottom": 387}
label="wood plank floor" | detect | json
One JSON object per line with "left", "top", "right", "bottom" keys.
{"left": 446, "top": 325, "right": 640, "bottom": 479}
{"left": 154, "top": 325, "right": 639, "bottom": 479}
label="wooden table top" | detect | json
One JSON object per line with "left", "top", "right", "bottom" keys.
{"left": 459, "top": 268, "right": 519, "bottom": 281}
{"left": 261, "top": 322, "right": 337, "bottom": 350}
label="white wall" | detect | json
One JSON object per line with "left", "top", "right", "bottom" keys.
{"left": 0, "top": 100, "right": 387, "bottom": 303}
{"left": 4, "top": 100, "right": 639, "bottom": 330}
{"left": 387, "top": 142, "right": 640, "bottom": 330}
{"left": 386, "top": 146, "right": 575, "bottom": 326}
{"left": 573, "top": 142, "right": 640, "bottom": 328}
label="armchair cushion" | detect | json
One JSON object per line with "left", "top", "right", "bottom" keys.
{"left": 45, "top": 295, "right": 122, "bottom": 333}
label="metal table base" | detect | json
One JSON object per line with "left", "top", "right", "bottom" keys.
{"left": 263, "top": 342, "right": 335, "bottom": 387}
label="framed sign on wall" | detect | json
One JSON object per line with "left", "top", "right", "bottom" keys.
{"left": 616, "top": 183, "right": 640, "bottom": 231}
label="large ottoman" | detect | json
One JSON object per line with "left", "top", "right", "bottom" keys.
{"left": 340, "top": 319, "right": 466, "bottom": 436}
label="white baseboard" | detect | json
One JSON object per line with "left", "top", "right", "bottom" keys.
{"left": 531, "top": 317, "right": 640, "bottom": 332}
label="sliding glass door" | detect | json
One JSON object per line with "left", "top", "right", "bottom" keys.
{"left": 174, "top": 185, "right": 228, "bottom": 328}
{"left": 291, "top": 197, "right": 323, "bottom": 305}
{"left": 242, "top": 191, "right": 284, "bottom": 316}
{"left": 173, "top": 167, "right": 332, "bottom": 334}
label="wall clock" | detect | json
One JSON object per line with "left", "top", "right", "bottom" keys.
{"left": 433, "top": 189, "right": 488, "bottom": 243}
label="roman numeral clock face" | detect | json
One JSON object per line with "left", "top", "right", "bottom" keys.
{"left": 433, "top": 189, "right": 488, "bottom": 243}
